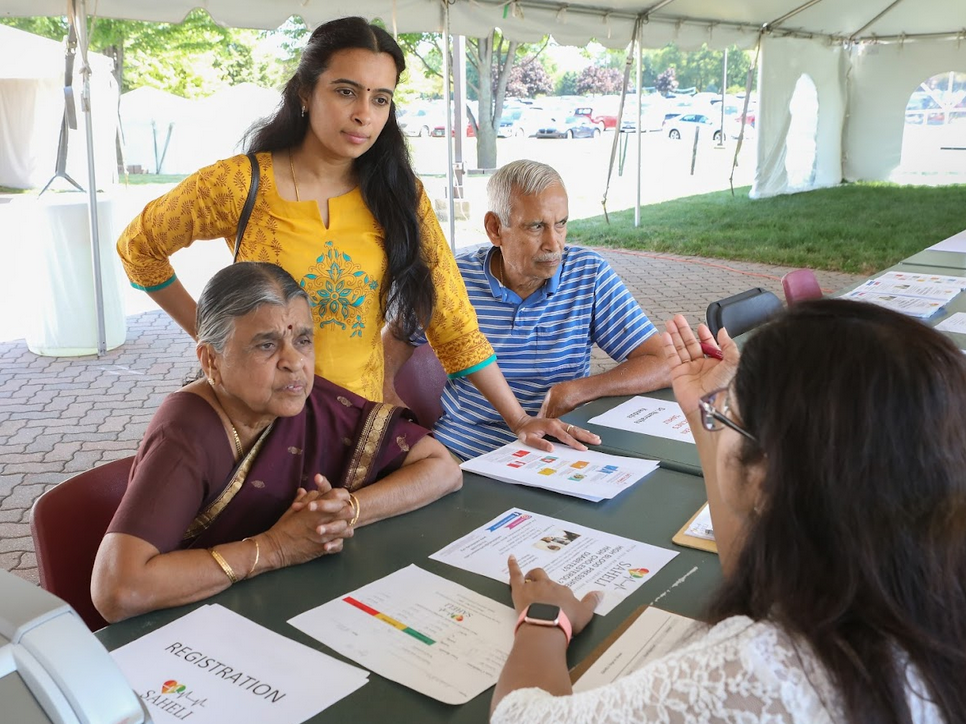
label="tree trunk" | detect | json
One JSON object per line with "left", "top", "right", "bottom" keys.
{"left": 472, "top": 33, "right": 518, "bottom": 170}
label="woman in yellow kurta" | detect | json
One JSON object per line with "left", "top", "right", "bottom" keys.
{"left": 117, "top": 16, "right": 598, "bottom": 453}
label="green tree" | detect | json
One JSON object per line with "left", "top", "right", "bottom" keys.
{"left": 556, "top": 71, "right": 579, "bottom": 96}
{"left": 1, "top": 11, "right": 274, "bottom": 95}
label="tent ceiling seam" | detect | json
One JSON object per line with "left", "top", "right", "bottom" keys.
{"left": 764, "top": 0, "right": 828, "bottom": 31}
{"left": 848, "top": 0, "right": 909, "bottom": 41}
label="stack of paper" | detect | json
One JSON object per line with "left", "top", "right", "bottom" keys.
{"left": 572, "top": 607, "right": 702, "bottom": 691}
{"left": 843, "top": 271, "right": 966, "bottom": 319}
{"left": 587, "top": 396, "right": 695, "bottom": 443}
{"left": 111, "top": 604, "right": 369, "bottom": 724}
{"left": 460, "top": 443, "right": 660, "bottom": 502}
{"left": 430, "top": 509, "right": 679, "bottom": 616}
{"left": 289, "top": 565, "right": 516, "bottom": 705}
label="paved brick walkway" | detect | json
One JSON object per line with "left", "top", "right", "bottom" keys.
{"left": 0, "top": 249, "right": 862, "bottom": 585}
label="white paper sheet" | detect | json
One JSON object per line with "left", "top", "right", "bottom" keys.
{"left": 840, "top": 289, "right": 945, "bottom": 319}
{"left": 586, "top": 396, "right": 695, "bottom": 444}
{"left": 855, "top": 277, "right": 963, "bottom": 303}
{"left": 936, "top": 312, "right": 966, "bottom": 335}
{"left": 684, "top": 503, "right": 715, "bottom": 541}
{"left": 111, "top": 604, "right": 369, "bottom": 724}
{"left": 572, "top": 607, "right": 703, "bottom": 692}
{"left": 430, "top": 509, "right": 679, "bottom": 616}
{"left": 927, "top": 228, "right": 966, "bottom": 253}
{"left": 460, "top": 443, "right": 660, "bottom": 502}
{"left": 876, "top": 270, "right": 966, "bottom": 289}
{"left": 288, "top": 565, "right": 516, "bottom": 705}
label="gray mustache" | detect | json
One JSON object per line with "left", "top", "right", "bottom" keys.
{"left": 535, "top": 254, "right": 562, "bottom": 263}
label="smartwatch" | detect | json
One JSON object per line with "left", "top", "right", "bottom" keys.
{"left": 514, "top": 602, "right": 573, "bottom": 644}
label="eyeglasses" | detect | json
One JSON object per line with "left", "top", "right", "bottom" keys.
{"left": 698, "top": 388, "right": 757, "bottom": 443}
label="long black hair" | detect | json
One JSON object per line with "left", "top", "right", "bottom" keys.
{"left": 707, "top": 298, "right": 966, "bottom": 724}
{"left": 245, "top": 16, "right": 433, "bottom": 340}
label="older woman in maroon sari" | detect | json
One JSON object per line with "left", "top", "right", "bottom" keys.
{"left": 92, "top": 262, "right": 461, "bottom": 623}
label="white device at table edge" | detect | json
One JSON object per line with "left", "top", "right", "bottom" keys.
{"left": 0, "top": 569, "right": 150, "bottom": 724}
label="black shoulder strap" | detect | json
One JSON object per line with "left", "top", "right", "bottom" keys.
{"left": 233, "top": 152, "right": 260, "bottom": 263}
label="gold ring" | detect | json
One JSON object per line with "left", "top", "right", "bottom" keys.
{"left": 524, "top": 578, "right": 532, "bottom": 584}
{"left": 565, "top": 424, "right": 574, "bottom": 435}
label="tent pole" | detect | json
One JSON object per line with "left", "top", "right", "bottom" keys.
{"left": 634, "top": 21, "right": 642, "bottom": 228}
{"left": 442, "top": 5, "right": 456, "bottom": 252}
{"left": 71, "top": 0, "right": 107, "bottom": 355}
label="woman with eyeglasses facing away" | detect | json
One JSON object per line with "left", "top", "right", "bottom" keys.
{"left": 491, "top": 299, "right": 965, "bottom": 724}
{"left": 116, "top": 16, "right": 596, "bottom": 455}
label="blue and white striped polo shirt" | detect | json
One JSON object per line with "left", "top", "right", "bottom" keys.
{"left": 420, "top": 245, "right": 657, "bottom": 460}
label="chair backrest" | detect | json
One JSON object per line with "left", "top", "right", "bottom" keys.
{"left": 781, "top": 268, "right": 824, "bottom": 305}
{"left": 394, "top": 344, "right": 447, "bottom": 428}
{"left": 706, "top": 287, "right": 784, "bottom": 339}
{"left": 30, "top": 456, "right": 134, "bottom": 631}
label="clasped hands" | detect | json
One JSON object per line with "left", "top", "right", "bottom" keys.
{"left": 262, "top": 474, "right": 354, "bottom": 568}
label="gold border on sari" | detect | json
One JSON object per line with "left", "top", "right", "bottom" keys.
{"left": 342, "top": 403, "right": 396, "bottom": 492}
{"left": 182, "top": 422, "right": 275, "bottom": 541}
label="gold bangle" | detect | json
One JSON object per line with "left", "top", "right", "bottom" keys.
{"left": 243, "top": 537, "right": 259, "bottom": 579}
{"left": 347, "top": 492, "right": 360, "bottom": 526}
{"left": 209, "top": 547, "right": 237, "bottom": 584}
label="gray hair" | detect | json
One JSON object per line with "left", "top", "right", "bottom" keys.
{"left": 196, "top": 262, "right": 309, "bottom": 353}
{"left": 487, "top": 159, "right": 566, "bottom": 225}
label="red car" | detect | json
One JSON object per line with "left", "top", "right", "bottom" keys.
{"left": 572, "top": 106, "right": 618, "bottom": 130}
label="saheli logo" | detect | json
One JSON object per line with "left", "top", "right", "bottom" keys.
{"left": 162, "top": 680, "right": 187, "bottom": 695}
{"left": 627, "top": 567, "right": 649, "bottom": 579}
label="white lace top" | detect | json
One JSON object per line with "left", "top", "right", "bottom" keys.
{"left": 492, "top": 616, "right": 944, "bottom": 724}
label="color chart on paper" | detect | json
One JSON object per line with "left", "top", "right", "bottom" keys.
{"left": 342, "top": 596, "right": 435, "bottom": 645}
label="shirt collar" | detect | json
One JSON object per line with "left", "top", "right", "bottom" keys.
{"left": 483, "top": 246, "right": 563, "bottom": 305}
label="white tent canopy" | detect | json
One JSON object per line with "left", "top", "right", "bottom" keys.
{"left": 0, "top": 23, "right": 117, "bottom": 189}
{"left": 4, "top": 0, "right": 964, "bottom": 197}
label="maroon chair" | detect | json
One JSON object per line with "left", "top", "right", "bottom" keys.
{"left": 781, "top": 268, "right": 823, "bottom": 305}
{"left": 30, "top": 456, "right": 134, "bottom": 631}
{"left": 394, "top": 344, "right": 447, "bottom": 428}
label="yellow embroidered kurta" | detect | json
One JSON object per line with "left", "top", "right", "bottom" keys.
{"left": 116, "top": 153, "right": 494, "bottom": 400}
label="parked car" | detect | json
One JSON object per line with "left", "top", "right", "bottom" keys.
{"left": 535, "top": 115, "right": 601, "bottom": 139}
{"left": 397, "top": 106, "right": 442, "bottom": 137}
{"left": 665, "top": 113, "right": 725, "bottom": 142}
{"left": 572, "top": 105, "right": 619, "bottom": 130}
{"left": 497, "top": 106, "right": 546, "bottom": 137}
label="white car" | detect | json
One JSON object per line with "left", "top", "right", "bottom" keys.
{"left": 397, "top": 107, "right": 443, "bottom": 137}
{"left": 664, "top": 113, "right": 726, "bottom": 142}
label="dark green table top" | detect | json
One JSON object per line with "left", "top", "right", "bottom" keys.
{"left": 96, "top": 468, "right": 720, "bottom": 723}
{"left": 562, "top": 389, "right": 702, "bottom": 476}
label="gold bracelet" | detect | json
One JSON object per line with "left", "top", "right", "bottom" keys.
{"left": 243, "top": 537, "right": 259, "bottom": 579}
{"left": 347, "top": 492, "right": 360, "bottom": 526}
{"left": 209, "top": 548, "right": 237, "bottom": 584}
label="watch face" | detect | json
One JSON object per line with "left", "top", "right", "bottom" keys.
{"left": 526, "top": 603, "right": 561, "bottom": 623}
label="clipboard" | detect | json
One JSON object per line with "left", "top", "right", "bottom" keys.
{"left": 672, "top": 502, "right": 718, "bottom": 554}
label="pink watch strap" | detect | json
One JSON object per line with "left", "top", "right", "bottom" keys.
{"left": 514, "top": 606, "right": 573, "bottom": 644}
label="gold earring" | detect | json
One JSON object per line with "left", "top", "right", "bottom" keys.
{"left": 207, "top": 378, "right": 215, "bottom": 386}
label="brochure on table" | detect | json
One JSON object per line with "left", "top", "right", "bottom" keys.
{"left": 572, "top": 607, "right": 702, "bottom": 692}
{"left": 288, "top": 565, "right": 516, "bottom": 705}
{"left": 461, "top": 443, "right": 660, "bottom": 502}
{"left": 842, "top": 270, "right": 966, "bottom": 319}
{"left": 936, "top": 312, "right": 966, "bottom": 335}
{"left": 110, "top": 603, "right": 368, "bottom": 724}
{"left": 586, "top": 396, "right": 696, "bottom": 444}
{"left": 430, "top": 509, "right": 679, "bottom": 616}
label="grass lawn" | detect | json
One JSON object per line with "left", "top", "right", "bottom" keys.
{"left": 567, "top": 182, "right": 966, "bottom": 275}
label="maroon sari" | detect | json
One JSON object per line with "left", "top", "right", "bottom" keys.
{"left": 107, "top": 376, "right": 429, "bottom": 552}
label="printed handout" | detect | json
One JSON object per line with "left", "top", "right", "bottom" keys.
{"left": 430, "top": 509, "right": 679, "bottom": 616}
{"left": 840, "top": 290, "right": 944, "bottom": 319}
{"left": 586, "top": 396, "right": 695, "bottom": 444}
{"left": 936, "top": 312, "right": 966, "bottom": 335}
{"left": 288, "top": 565, "right": 516, "bottom": 705}
{"left": 460, "top": 443, "right": 660, "bottom": 501}
{"left": 572, "top": 607, "right": 703, "bottom": 692}
{"left": 684, "top": 503, "right": 714, "bottom": 541}
{"left": 110, "top": 604, "right": 369, "bottom": 724}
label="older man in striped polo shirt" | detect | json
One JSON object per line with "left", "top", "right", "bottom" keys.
{"left": 385, "top": 159, "right": 671, "bottom": 461}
